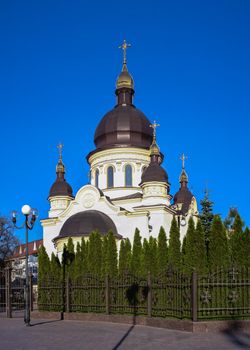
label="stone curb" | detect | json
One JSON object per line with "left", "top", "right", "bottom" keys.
{"left": 31, "top": 311, "right": 250, "bottom": 333}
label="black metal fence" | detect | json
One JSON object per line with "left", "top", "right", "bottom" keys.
{"left": 1, "top": 267, "right": 250, "bottom": 321}
{"left": 0, "top": 267, "right": 35, "bottom": 318}
{"left": 37, "top": 267, "right": 250, "bottom": 321}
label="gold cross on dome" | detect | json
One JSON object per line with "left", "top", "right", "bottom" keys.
{"left": 180, "top": 153, "right": 188, "bottom": 169}
{"left": 57, "top": 143, "right": 64, "bottom": 160}
{"left": 150, "top": 120, "right": 160, "bottom": 139}
{"left": 119, "top": 40, "right": 131, "bottom": 65}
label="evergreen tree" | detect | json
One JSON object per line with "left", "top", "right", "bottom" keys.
{"left": 119, "top": 238, "right": 132, "bottom": 275}
{"left": 195, "top": 220, "right": 207, "bottom": 273}
{"left": 80, "top": 237, "right": 88, "bottom": 274}
{"left": 130, "top": 228, "right": 142, "bottom": 275}
{"left": 118, "top": 239, "right": 126, "bottom": 275}
{"left": 106, "top": 231, "right": 118, "bottom": 277}
{"left": 37, "top": 246, "right": 51, "bottom": 311}
{"left": 230, "top": 213, "right": 245, "bottom": 266}
{"left": 168, "top": 217, "right": 181, "bottom": 270}
{"left": 182, "top": 217, "right": 195, "bottom": 274}
{"left": 148, "top": 236, "right": 158, "bottom": 276}
{"left": 157, "top": 226, "right": 168, "bottom": 274}
{"left": 181, "top": 235, "right": 187, "bottom": 271}
{"left": 124, "top": 238, "right": 132, "bottom": 272}
{"left": 85, "top": 240, "right": 89, "bottom": 272}
{"left": 183, "top": 218, "right": 206, "bottom": 274}
{"left": 224, "top": 207, "right": 239, "bottom": 236}
{"left": 208, "top": 215, "right": 229, "bottom": 270}
{"left": 141, "top": 238, "right": 150, "bottom": 276}
{"left": 50, "top": 252, "right": 62, "bottom": 281}
{"left": 87, "top": 231, "right": 102, "bottom": 276}
{"left": 242, "top": 227, "right": 250, "bottom": 267}
{"left": 102, "top": 235, "right": 108, "bottom": 277}
{"left": 38, "top": 246, "right": 50, "bottom": 283}
{"left": 200, "top": 189, "right": 214, "bottom": 256}
{"left": 73, "top": 242, "right": 82, "bottom": 280}
{"left": 64, "top": 237, "right": 75, "bottom": 277}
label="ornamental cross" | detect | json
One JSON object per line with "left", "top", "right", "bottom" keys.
{"left": 150, "top": 120, "right": 160, "bottom": 139}
{"left": 119, "top": 39, "right": 131, "bottom": 65}
{"left": 57, "top": 143, "right": 64, "bottom": 160}
{"left": 180, "top": 153, "right": 187, "bottom": 169}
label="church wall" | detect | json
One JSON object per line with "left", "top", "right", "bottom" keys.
{"left": 89, "top": 148, "right": 150, "bottom": 199}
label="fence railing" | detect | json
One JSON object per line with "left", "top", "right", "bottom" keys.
{"left": 37, "top": 267, "right": 250, "bottom": 321}
{"left": 1, "top": 267, "right": 250, "bottom": 321}
{"left": 0, "top": 267, "right": 35, "bottom": 318}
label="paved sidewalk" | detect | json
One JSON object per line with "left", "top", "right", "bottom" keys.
{"left": 0, "top": 317, "right": 250, "bottom": 350}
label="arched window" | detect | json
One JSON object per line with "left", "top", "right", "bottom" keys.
{"left": 125, "top": 164, "right": 133, "bottom": 187}
{"left": 95, "top": 169, "right": 99, "bottom": 188}
{"left": 107, "top": 166, "right": 114, "bottom": 188}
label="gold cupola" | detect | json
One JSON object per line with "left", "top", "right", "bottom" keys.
{"left": 116, "top": 40, "right": 134, "bottom": 90}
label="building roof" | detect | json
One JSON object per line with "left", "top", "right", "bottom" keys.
{"left": 94, "top": 105, "right": 153, "bottom": 151}
{"left": 56, "top": 210, "right": 121, "bottom": 240}
{"left": 112, "top": 192, "right": 143, "bottom": 201}
{"left": 10, "top": 239, "right": 43, "bottom": 259}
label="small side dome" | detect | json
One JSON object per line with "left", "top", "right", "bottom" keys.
{"left": 174, "top": 188, "right": 193, "bottom": 215}
{"left": 49, "top": 176, "right": 74, "bottom": 198}
{"left": 141, "top": 163, "right": 168, "bottom": 184}
{"left": 58, "top": 210, "right": 120, "bottom": 239}
{"left": 141, "top": 131, "right": 168, "bottom": 184}
{"left": 49, "top": 146, "right": 74, "bottom": 199}
{"left": 173, "top": 154, "right": 193, "bottom": 214}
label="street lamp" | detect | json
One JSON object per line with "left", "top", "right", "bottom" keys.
{"left": 12, "top": 205, "right": 38, "bottom": 326}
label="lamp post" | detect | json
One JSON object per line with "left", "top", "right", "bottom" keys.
{"left": 12, "top": 205, "right": 38, "bottom": 326}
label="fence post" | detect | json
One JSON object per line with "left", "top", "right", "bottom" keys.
{"left": 105, "top": 275, "right": 110, "bottom": 315}
{"left": 5, "top": 267, "right": 12, "bottom": 318}
{"left": 29, "top": 274, "right": 33, "bottom": 312}
{"left": 66, "top": 275, "right": 70, "bottom": 313}
{"left": 147, "top": 272, "right": 152, "bottom": 318}
{"left": 191, "top": 271, "right": 198, "bottom": 322}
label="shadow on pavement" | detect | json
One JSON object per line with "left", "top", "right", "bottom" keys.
{"left": 222, "top": 321, "right": 250, "bottom": 349}
{"left": 112, "top": 325, "right": 135, "bottom": 350}
{"left": 112, "top": 282, "right": 147, "bottom": 350}
{"left": 30, "top": 319, "right": 62, "bottom": 327}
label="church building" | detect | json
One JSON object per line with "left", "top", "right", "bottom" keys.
{"left": 41, "top": 41, "right": 198, "bottom": 258}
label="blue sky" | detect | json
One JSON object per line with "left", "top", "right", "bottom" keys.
{"left": 0, "top": 0, "right": 249, "bottom": 242}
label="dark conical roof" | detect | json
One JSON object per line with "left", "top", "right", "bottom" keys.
{"left": 174, "top": 166, "right": 193, "bottom": 214}
{"left": 49, "top": 158, "right": 74, "bottom": 199}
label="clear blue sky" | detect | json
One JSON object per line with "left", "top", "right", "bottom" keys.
{"left": 0, "top": 0, "right": 249, "bottom": 243}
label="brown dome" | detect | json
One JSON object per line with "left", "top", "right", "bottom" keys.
{"left": 94, "top": 105, "right": 153, "bottom": 150}
{"left": 49, "top": 178, "right": 73, "bottom": 198}
{"left": 48, "top": 159, "right": 74, "bottom": 199}
{"left": 58, "top": 210, "right": 120, "bottom": 239}
{"left": 141, "top": 163, "right": 168, "bottom": 184}
{"left": 174, "top": 187, "right": 193, "bottom": 215}
{"left": 174, "top": 168, "right": 193, "bottom": 215}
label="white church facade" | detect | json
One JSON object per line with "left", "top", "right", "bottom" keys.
{"left": 41, "top": 42, "right": 198, "bottom": 258}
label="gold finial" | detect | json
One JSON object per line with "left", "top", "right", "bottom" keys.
{"left": 57, "top": 143, "right": 64, "bottom": 161}
{"left": 119, "top": 39, "right": 131, "bottom": 65}
{"left": 56, "top": 143, "right": 65, "bottom": 174}
{"left": 180, "top": 153, "right": 187, "bottom": 169}
{"left": 150, "top": 120, "right": 160, "bottom": 141}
